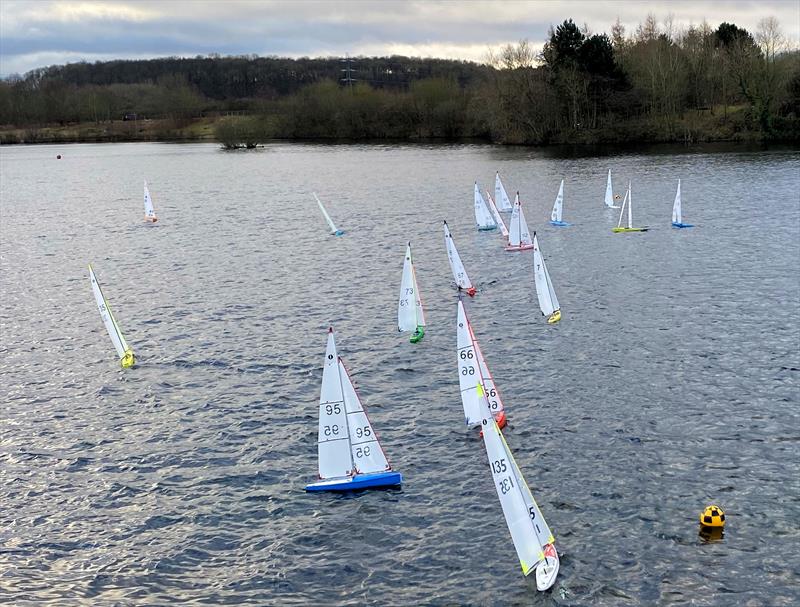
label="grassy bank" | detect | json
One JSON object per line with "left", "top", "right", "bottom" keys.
{"left": 1, "top": 106, "right": 796, "bottom": 146}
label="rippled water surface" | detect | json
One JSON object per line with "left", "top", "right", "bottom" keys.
{"left": 1, "top": 142, "right": 799, "bottom": 606}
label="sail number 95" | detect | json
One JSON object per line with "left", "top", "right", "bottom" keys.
{"left": 355, "top": 446, "right": 371, "bottom": 458}
{"left": 324, "top": 403, "right": 341, "bottom": 415}
{"left": 323, "top": 424, "right": 339, "bottom": 436}
{"left": 355, "top": 426, "right": 372, "bottom": 438}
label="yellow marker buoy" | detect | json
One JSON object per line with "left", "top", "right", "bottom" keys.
{"left": 700, "top": 504, "right": 725, "bottom": 528}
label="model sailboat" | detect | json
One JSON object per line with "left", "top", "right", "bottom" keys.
{"left": 495, "top": 172, "right": 513, "bottom": 211}
{"left": 485, "top": 191, "right": 509, "bottom": 237}
{"left": 671, "top": 179, "right": 693, "bottom": 228}
{"left": 474, "top": 183, "right": 497, "bottom": 231}
{"left": 605, "top": 169, "right": 620, "bottom": 208}
{"left": 313, "top": 192, "right": 345, "bottom": 236}
{"left": 143, "top": 180, "right": 158, "bottom": 223}
{"left": 443, "top": 221, "right": 476, "bottom": 296}
{"left": 457, "top": 300, "right": 507, "bottom": 429}
{"left": 613, "top": 181, "right": 649, "bottom": 233}
{"left": 88, "top": 264, "right": 135, "bottom": 368}
{"left": 398, "top": 242, "right": 426, "bottom": 343}
{"left": 476, "top": 388, "right": 559, "bottom": 589}
{"left": 549, "top": 180, "right": 569, "bottom": 227}
{"left": 306, "top": 328, "right": 402, "bottom": 492}
{"left": 505, "top": 193, "right": 534, "bottom": 251}
{"left": 532, "top": 234, "right": 561, "bottom": 324}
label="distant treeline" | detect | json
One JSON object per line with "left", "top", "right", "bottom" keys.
{"left": 1, "top": 15, "right": 798, "bottom": 146}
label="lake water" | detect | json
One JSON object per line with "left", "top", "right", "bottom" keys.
{"left": 1, "top": 142, "right": 798, "bottom": 606}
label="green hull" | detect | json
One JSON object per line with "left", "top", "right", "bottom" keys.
{"left": 410, "top": 326, "right": 425, "bottom": 343}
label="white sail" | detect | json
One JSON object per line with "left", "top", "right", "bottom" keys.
{"left": 477, "top": 386, "right": 549, "bottom": 577}
{"left": 470, "top": 323, "right": 505, "bottom": 417}
{"left": 88, "top": 264, "right": 130, "bottom": 360}
{"left": 485, "top": 191, "right": 509, "bottom": 236}
{"left": 532, "top": 235, "right": 560, "bottom": 317}
{"left": 443, "top": 221, "right": 473, "bottom": 291}
{"left": 340, "top": 360, "right": 390, "bottom": 474}
{"left": 616, "top": 185, "right": 630, "bottom": 228}
{"left": 412, "top": 257, "right": 425, "bottom": 326}
{"left": 605, "top": 169, "right": 618, "bottom": 208}
{"left": 550, "top": 180, "right": 564, "bottom": 222}
{"left": 317, "top": 330, "right": 354, "bottom": 479}
{"left": 456, "top": 301, "right": 482, "bottom": 427}
{"left": 507, "top": 193, "right": 533, "bottom": 248}
{"left": 313, "top": 192, "right": 340, "bottom": 234}
{"left": 143, "top": 180, "right": 157, "bottom": 221}
{"left": 672, "top": 179, "right": 682, "bottom": 224}
{"left": 495, "top": 172, "right": 513, "bottom": 211}
{"left": 398, "top": 242, "right": 424, "bottom": 332}
{"left": 627, "top": 181, "right": 633, "bottom": 228}
{"left": 474, "top": 183, "right": 497, "bottom": 229}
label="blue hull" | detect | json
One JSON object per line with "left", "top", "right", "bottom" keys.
{"left": 333, "top": 230, "right": 345, "bottom": 236}
{"left": 549, "top": 220, "right": 570, "bottom": 227}
{"left": 672, "top": 222, "right": 693, "bottom": 228}
{"left": 477, "top": 226, "right": 497, "bottom": 231}
{"left": 306, "top": 471, "right": 402, "bottom": 492}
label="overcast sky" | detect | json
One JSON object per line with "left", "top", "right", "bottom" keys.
{"left": 1, "top": 0, "right": 798, "bottom": 77}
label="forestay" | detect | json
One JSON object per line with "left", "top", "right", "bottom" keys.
{"left": 495, "top": 172, "right": 513, "bottom": 211}
{"left": 88, "top": 264, "right": 130, "bottom": 360}
{"left": 672, "top": 179, "right": 682, "bottom": 224}
{"left": 478, "top": 386, "right": 550, "bottom": 577}
{"left": 474, "top": 183, "right": 497, "bottom": 230}
{"left": 485, "top": 191, "right": 509, "bottom": 236}
{"left": 317, "top": 330, "right": 354, "bottom": 479}
{"left": 443, "top": 221, "right": 474, "bottom": 291}
{"left": 398, "top": 242, "right": 425, "bottom": 332}
{"left": 532, "top": 234, "right": 560, "bottom": 317}
{"left": 340, "top": 360, "right": 390, "bottom": 474}
{"left": 550, "top": 180, "right": 564, "bottom": 223}
{"left": 616, "top": 181, "right": 633, "bottom": 229}
{"left": 143, "top": 180, "right": 157, "bottom": 221}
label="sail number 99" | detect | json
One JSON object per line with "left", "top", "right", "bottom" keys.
{"left": 461, "top": 366, "right": 475, "bottom": 376}
{"left": 459, "top": 350, "right": 474, "bottom": 360}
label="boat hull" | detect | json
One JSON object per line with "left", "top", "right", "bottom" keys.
{"left": 120, "top": 350, "right": 136, "bottom": 369}
{"left": 672, "top": 222, "right": 694, "bottom": 228}
{"left": 612, "top": 227, "right": 649, "bottom": 233}
{"left": 305, "top": 471, "right": 402, "bottom": 492}
{"left": 535, "top": 545, "right": 560, "bottom": 591}
{"left": 547, "top": 310, "right": 561, "bottom": 324}
{"left": 410, "top": 326, "right": 425, "bottom": 343}
{"left": 549, "top": 220, "right": 570, "bottom": 227}
{"left": 144, "top": 216, "right": 158, "bottom": 223}
{"left": 477, "top": 225, "right": 497, "bottom": 231}
{"left": 332, "top": 230, "right": 345, "bottom": 236}
{"left": 504, "top": 244, "right": 535, "bottom": 251}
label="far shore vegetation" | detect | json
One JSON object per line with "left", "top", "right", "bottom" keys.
{"left": 1, "top": 16, "right": 798, "bottom": 148}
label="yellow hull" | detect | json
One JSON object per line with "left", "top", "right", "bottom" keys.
{"left": 120, "top": 350, "right": 136, "bottom": 368}
{"left": 612, "top": 227, "right": 649, "bottom": 233}
{"left": 547, "top": 310, "right": 561, "bottom": 324}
